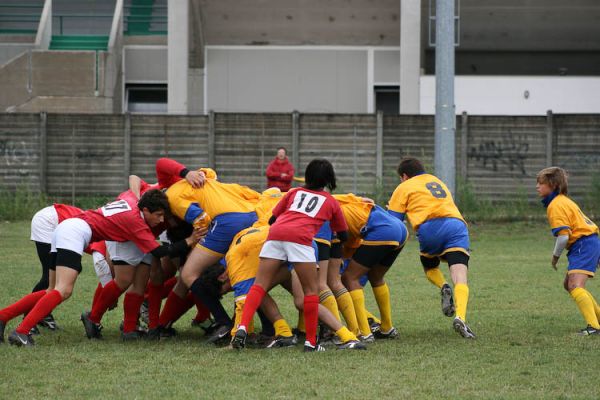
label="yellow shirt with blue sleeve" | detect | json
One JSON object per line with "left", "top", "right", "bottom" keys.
{"left": 545, "top": 193, "right": 599, "bottom": 247}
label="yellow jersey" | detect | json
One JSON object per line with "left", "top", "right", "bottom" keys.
{"left": 547, "top": 194, "right": 599, "bottom": 247}
{"left": 253, "top": 188, "right": 285, "bottom": 228}
{"left": 388, "top": 173, "right": 464, "bottom": 230}
{"left": 226, "top": 225, "right": 268, "bottom": 300}
{"left": 333, "top": 193, "right": 373, "bottom": 241}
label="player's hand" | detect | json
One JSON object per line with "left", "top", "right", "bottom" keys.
{"left": 186, "top": 227, "right": 207, "bottom": 246}
{"left": 361, "top": 196, "right": 375, "bottom": 204}
{"left": 551, "top": 255, "right": 559, "bottom": 270}
{"left": 185, "top": 170, "right": 205, "bottom": 188}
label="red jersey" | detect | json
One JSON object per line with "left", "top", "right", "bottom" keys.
{"left": 267, "top": 187, "right": 347, "bottom": 246}
{"left": 79, "top": 196, "right": 160, "bottom": 254}
{"left": 156, "top": 158, "right": 185, "bottom": 189}
{"left": 54, "top": 204, "right": 84, "bottom": 223}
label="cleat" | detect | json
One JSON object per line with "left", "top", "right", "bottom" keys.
{"left": 453, "top": 317, "right": 476, "bottom": 339}
{"left": 8, "top": 330, "right": 35, "bottom": 347}
{"left": 191, "top": 317, "right": 216, "bottom": 334}
{"left": 159, "top": 326, "right": 178, "bottom": 338}
{"left": 81, "top": 311, "right": 103, "bottom": 339}
{"left": 336, "top": 339, "right": 367, "bottom": 350}
{"left": 29, "top": 326, "right": 40, "bottom": 336}
{"left": 206, "top": 323, "right": 232, "bottom": 345}
{"left": 38, "top": 314, "right": 59, "bottom": 331}
{"left": 0, "top": 320, "right": 5, "bottom": 343}
{"left": 577, "top": 325, "right": 600, "bottom": 336}
{"left": 303, "top": 341, "right": 326, "bottom": 352}
{"left": 122, "top": 330, "right": 146, "bottom": 341}
{"left": 441, "top": 283, "right": 455, "bottom": 317}
{"left": 139, "top": 301, "right": 149, "bottom": 325}
{"left": 368, "top": 317, "right": 381, "bottom": 334}
{"left": 231, "top": 327, "right": 247, "bottom": 349}
{"left": 374, "top": 327, "right": 399, "bottom": 339}
{"left": 292, "top": 328, "right": 306, "bottom": 343}
{"left": 145, "top": 327, "right": 161, "bottom": 341}
{"left": 265, "top": 334, "right": 298, "bottom": 348}
{"left": 359, "top": 333, "right": 375, "bottom": 343}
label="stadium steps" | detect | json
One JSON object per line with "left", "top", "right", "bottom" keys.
{"left": 125, "top": 0, "right": 160, "bottom": 35}
{"left": 49, "top": 35, "right": 109, "bottom": 51}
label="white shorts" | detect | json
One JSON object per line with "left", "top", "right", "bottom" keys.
{"left": 51, "top": 218, "right": 92, "bottom": 255}
{"left": 259, "top": 240, "right": 316, "bottom": 263}
{"left": 106, "top": 241, "right": 153, "bottom": 266}
{"left": 31, "top": 206, "right": 59, "bottom": 243}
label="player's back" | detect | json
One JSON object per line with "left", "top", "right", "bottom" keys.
{"left": 333, "top": 193, "right": 373, "bottom": 239}
{"left": 547, "top": 194, "right": 599, "bottom": 246}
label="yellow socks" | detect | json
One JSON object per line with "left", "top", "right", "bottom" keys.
{"left": 425, "top": 267, "right": 447, "bottom": 289}
{"left": 454, "top": 283, "right": 469, "bottom": 321}
{"left": 335, "top": 288, "right": 359, "bottom": 335}
{"left": 372, "top": 283, "right": 393, "bottom": 332}
{"left": 335, "top": 326, "right": 358, "bottom": 343}
{"left": 320, "top": 289, "right": 341, "bottom": 321}
{"left": 570, "top": 287, "right": 600, "bottom": 329}
{"left": 589, "top": 293, "right": 600, "bottom": 321}
{"left": 349, "top": 289, "right": 371, "bottom": 337}
{"left": 273, "top": 318, "right": 293, "bottom": 338}
{"left": 365, "top": 309, "right": 381, "bottom": 324}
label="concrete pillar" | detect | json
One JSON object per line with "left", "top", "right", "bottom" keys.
{"left": 168, "top": 0, "right": 189, "bottom": 114}
{"left": 400, "top": 0, "right": 421, "bottom": 114}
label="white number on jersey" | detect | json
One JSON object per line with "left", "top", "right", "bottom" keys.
{"left": 290, "top": 190, "right": 326, "bottom": 218}
{"left": 101, "top": 200, "right": 132, "bottom": 217}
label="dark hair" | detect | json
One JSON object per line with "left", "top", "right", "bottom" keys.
{"left": 304, "top": 159, "right": 337, "bottom": 191}
{"left": 138, "top": 189, "right": 169, "bottom": 213}
{"left": 197, "top": 263, "right": 226, "bottom": 299}
{"left": 397, "top": 157, "right": 425, "bottom": 178}
{"left": 166, "top": 216, "right": 193, "bottom": 243}
{"left": 537, "top": 167, "right": 568, "bottom": 195}
{"left": 277, "top": 147, "right": 287, "bottom": 154}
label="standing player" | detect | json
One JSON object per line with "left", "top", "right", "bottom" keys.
{"left": 388, "top": 157, "right": 475, "bottom": 339}
{"left": 232, "top": 159, "right": 350, "bottom": 352}
{"left": 536, "top": 167, "right": 600, "bottom": 335}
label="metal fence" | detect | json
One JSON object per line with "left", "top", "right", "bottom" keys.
{"left": 1, "top": 112, "right": 599, "bottom": 203}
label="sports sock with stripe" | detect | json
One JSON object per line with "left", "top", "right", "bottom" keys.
{"left": 334, "top": 288, "right": 359, "bottom": 335}
{"left": 319, "top": 289, "right": 341, "bottom": 321}
{"left": 372, "top": 283, "right": 393, "bottom": 332}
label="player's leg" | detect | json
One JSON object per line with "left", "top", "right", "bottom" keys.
{"left": 146, "top": 256, "right": 165, "bottom": 333}
{"left": 566, "top": 273, "right": 600, "bottom": 334}
{"left": 342, "top": 258, "right": 372, "bottom": 340}
{"left": 421, "top": 255, "right": 455, "bottom": 317}
{"left": 446, "top": 252, "right": 475, "bottom": 339}
{"left": 367, "top": 246, "right": 401, "bottom": 338}
{"left": 328, "top": 254, "right": 359, "bottom": 335}
{"left": 122, "top": 261, "right": 151, "bottom": 340}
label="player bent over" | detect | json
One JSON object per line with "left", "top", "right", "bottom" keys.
{"left": 5, "top": 190, "right": 194, "bottom": 347}
{"left": 388, "top": 157, "right": 475, "bottom": 339}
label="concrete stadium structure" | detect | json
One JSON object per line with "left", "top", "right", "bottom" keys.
{"left": 0, "top": 0, "right": 599, "bottom": 115}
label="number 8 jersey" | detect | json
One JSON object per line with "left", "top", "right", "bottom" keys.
{"left": 388, "top": 173, "right": 464, "bottom": 231}
{"left": 267, "top": 187, "right": 348, "bottom": 246}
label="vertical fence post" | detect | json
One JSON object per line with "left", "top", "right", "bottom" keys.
{"left": 292, "top": 111, "right": 299, "bottom": 174}
{"left": 353, "top": 125, "right": 358, "bottom": 193}
{"left": 39, "top": 112, "right": 47, "bottom": 194}
{"left": 376, "top": 110, "right": 383, "bottom": 185}
{"left": 460, "top": 111, "right": 468, "bottom": 182}
{"left": 124, "top": 113, "right": 131, "bottom": 187}
{"left": 546, "top": 110, "right": 553, "bottom": 166}
{"left": 71, "top": 125, "right": 76, "bottom": 205}
{"left": 208, "top": 110, "right": 215, "bottom": 169}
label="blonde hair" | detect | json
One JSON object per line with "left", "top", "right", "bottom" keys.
{"left": 537, "top": 167, "right": 568, "bottom": 195}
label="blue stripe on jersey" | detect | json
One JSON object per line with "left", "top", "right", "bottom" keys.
{"left": 552, "top": 226, "right": 570, "bottom": 236}
{"left": 233, "top": 277, "right": 255, "bottom": 298}
{"left": 387, "top": 209, "right": 405, "bottom": 222}
{"left": 183, "top": 203, "right": 204, "bottom": 225}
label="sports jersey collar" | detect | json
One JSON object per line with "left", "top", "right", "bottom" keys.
{"left": 541, "top": 191, "right": 559, "bottom": 208}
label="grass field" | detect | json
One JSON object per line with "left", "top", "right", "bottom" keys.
{"left": 1, "top": 219, "right": 599, "bottom": 399}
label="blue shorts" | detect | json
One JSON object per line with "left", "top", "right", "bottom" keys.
{"left": 361, "top": 205, "right": 408, "bottom": 247}
{"left": 417, "top": 217, "right": 470, "bottom": 258}
{"left": 233, "top": 277, "right": 255, "bottom": 298}
{"left": 314, "top": 221, "right": 332, "bottom": 245}
{"left": 198, "top": 212, "right": 258, "bottom": 256}
{"left": 567, "top": 234, "right": 600, "bottom": 277}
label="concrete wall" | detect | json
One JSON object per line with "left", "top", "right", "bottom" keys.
{"left": 124, "top": 46, "right": 167, "bottom": 82}
{"left": 420, "top": 76, "right": 600, "bottom": 115}
{"left": 1, "top": 113, "right": 599, "bottom": 206}
{"left": 0, "top": 44, "right": 35, "bottom": 66}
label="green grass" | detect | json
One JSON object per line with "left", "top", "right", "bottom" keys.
{"left": 1, "top": 220, "right": 599, "bottom": 399}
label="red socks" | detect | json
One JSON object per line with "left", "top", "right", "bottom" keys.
{"left": 123, "top": 292, "right": 144, "bottom": 333}
{"left": 89, "top": 280, "right": 125, "bottom": 324}
{"left": 91, "top": 283, "right": 103, "bottom": 309}
{"left": 0, "top": 290, "right": 46, "bottom": 323}
{"left": 304, "top": 295, "right": 319, "bottom": 346}
{"left": 161, "top": 277, "right": 178, "bottom": 299}
{"left": 192, "top": 297, "right": 211, "bottom": 323}
{"left": 159, "top": 291, "right": 191, "bottom": 327}
{"left": 16, "top": 290, "right": 62, "bottom": 335}
{"left": 239, "top": 285, "right": 266, "bottom": 329}
{"left": 147, "top": 283, "right": 163, "bottom": 329}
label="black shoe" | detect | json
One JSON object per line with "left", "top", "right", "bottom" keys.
{"left": 81, "top": 311, "right": 103, "bottom": 339}
{"left": 453, "top": 317, "right": 476, "bottom": 339}
{"left": 577, "top": 325, "right": 600, "bottom": 336}
{"left": 292, "top": 328, "right": 306, "bottom": 343}
{"left": 303, "top": 341, "right": 325, "bottom": 352}
{"left": 192, "top": 317, "right": 217, "bottom": 334}
{"left": 374, "top": 327, "right": 399, "bottom": 339}
{"left": 441, "top": 284, "right": 455, "bottom": 317}
{"left": 206, "top": 323, "right": 232, "bottom": 345}
{"left": 8, "top": 330, "right": 35, "bottom": 347}
{"left": 145, "top": 327, "right": 161, "bottom": 341}
{"left": 336, "top": 339, "right": 367, "bottom": 350}
{"left": 159, "top": 326, "right": 178, "bottom": 338}
{"left": 0, "top": 320, "right": 5, "bottom": 343}
{"left": 29, "top": 325, "right": 40, "bottom": 336}
{"left": 231, "top": 328, "right": 247, "bottom": 349}
{"left": 38, "top": 314, "right": 59, "bottom": 331}
{"left": 368, "top": 317, "right": 381, "bottom": 334}
{"left": 265, "top": 334, "right": 298, "bottom": 348}
{"left": 122, "top": 330, "right": 145, "bottom": 341}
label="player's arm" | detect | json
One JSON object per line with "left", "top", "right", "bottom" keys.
{"left": 156, "top": 157, "right": 205, "bottom": 188}
{"left": 149, "top": 230, "right": 200, "bottom": 259}
{"left": 265, "top": 161, "right": 280, "bottom": 180}
{"left": 551, "top": 234, "right": 568, "bottom": 270}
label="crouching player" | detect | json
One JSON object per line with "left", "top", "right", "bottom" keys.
{"left": 536, "top": 167, "right": 600, "bottom": 335}
{"left": 4, "top": 190, "right": 195, "bottom": 346}
{"left": 388, "top": 157, "right": 475, "bottom": 339}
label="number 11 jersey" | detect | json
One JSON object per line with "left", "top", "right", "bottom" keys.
{"left": 267, "top": 187, "right": 348, "bottom": 246}
{"left": 388, "top": 173, "right": 464, "bottom": 231}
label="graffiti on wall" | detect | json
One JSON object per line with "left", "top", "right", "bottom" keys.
{"left": 468, "top": 131, "right": 530, "bottom": 175}
{"left": 0, "top": 139, "right": 35, "bottom": 177}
